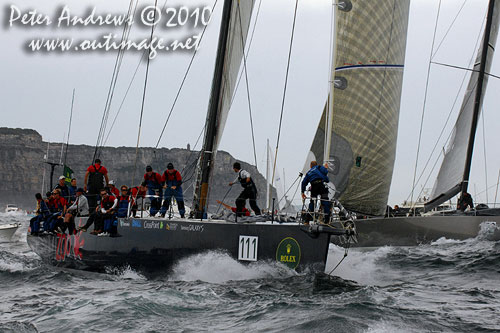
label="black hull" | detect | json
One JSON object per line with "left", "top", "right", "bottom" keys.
{"left": 334, "top": 214, "right": 500, "bottom": 247}
{"left": 27, "top": 217, "right": 346, "bottom": 273}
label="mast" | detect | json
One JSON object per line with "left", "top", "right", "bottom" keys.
{"left": 192, "top": 0, "right": 234, "bottom": 218}
{"left": 266, "top": 139, "right": 270, "bottom": 211}
{"left": 461, "top": 0, "right": 496, "bottom": 194}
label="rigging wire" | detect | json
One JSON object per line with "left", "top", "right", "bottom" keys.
{"left": 410, "top": 0, "right": 442, "bottom": 207}
{"left": 92, "top": 0, "right": 138, "bottom": 162}
{"left": 154, "top": 0, "right": 219, "bottom": 151}
{"left": 64, "top": 89, "right": 75, "bottom": 166}
{"left": 103, "top": 52, "right": 147, "bottom": 146}
{"left": 227, "top": 0, "right": 264, "bottom": 112}
{"left": 103, "top": 0, "right": 169, "bottom": 148}
{"left": 132, "top": 0, "right": 158, "bottom": 185}
{"left": 405, "top": 13, "right": 486, "bottom": 204}
{"left": 431, "top": 0, "right": 469, "bottom": 60}
{"left": 272, "top": 0, "right": 300, "bottom": 189}
{"left": 236, "top": 1, "right": 258, "bottom": 167}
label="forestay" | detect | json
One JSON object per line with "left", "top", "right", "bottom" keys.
{"left": 306, "top": 0, "right": 411, "bottom": 216}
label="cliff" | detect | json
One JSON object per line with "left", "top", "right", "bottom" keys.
{"left": 0, "top": 127, "right": 274, "bottom": 212}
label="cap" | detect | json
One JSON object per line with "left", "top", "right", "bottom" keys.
{"left": 167, "top": 163, "right": 174, "bottom": 170}
{"left": 146, "top": 165, "right": 153, "bottom": 172}
{"left": 76, "top": 188, "right": 84, "bottom": 193}
{"left": 109, "top": 180, "right": 115, "bottom": 185}
{"left": 59, "top": 176, "right": 66, "bottom": 180}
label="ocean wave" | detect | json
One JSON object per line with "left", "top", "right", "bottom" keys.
{"left": 0, "top": 250, "right": 40, "bottom": 274}
{"left": 168, "top": 250, "right": 297, "bottom": 283}
{"left": 0, "top": 321, "right": 38, "bottom": 333}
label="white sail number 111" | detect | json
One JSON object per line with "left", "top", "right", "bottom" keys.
{"left": 238, "top": 236, "right": 258, "bottom": 261}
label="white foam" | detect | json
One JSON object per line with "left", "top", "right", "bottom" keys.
{"left": 325, "top": 244, "right": 395, "bottom": 285}
{"left": 169, "top": 250, "right": 296, "bottom": 283}
{"left": 105, "top": 265, "right": 147, "bottom": 280}
{"left": 430, "top": 237, "right": 462, "bottom": 245}
{"left": 476, "top": 221, "right": 500, "bottom": 241}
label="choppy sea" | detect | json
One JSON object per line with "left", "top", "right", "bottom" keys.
{"left": 1, "top": 212, "right": 499, "bottom": 332}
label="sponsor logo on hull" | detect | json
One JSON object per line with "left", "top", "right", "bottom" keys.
{"left": 276, "top": 237, "right": 301, "bottom": 269}
{"left": 180, "top": 224, "right": 204, "bottom": 232}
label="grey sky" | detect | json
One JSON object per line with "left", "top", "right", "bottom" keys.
{"left": 2, "top": 0, "right": 499, "bottom": 207}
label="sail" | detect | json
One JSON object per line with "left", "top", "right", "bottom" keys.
{"left": 426, "top": 2, "right": 500, "bottom": 210}
{"left": 193, "top": 0, "right": 255, "bottom": 216}
{"left": 213, "top": 0, "right": 255, "bottom": 152}
{"left": 307, "top": 0, "right": 411, "bottom": 216}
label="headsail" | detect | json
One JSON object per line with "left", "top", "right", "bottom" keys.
{"left": 193, "top": 0, "right": 256, "bottom": 217}
{"left": 425, "top": 1, "right": 500, "bottom": 212}
{"left": 307, "top": 0, "right": 411, "bottom": 216}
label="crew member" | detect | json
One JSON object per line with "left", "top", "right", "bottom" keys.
{"left": 458, "top": 191, "right": 474, "bottom": 211}
{"left": 78, "top": 189, "right": 117, "bottom": 236}
{"left": 229, "top": 162, "right": 261, "bottom": 216}
{"left": 54, "top": 176, "right": 70, "bottom": 202}
{"left": 160, "top": 163, "right": 185, "bottom": 218}
{"left": 46, "top": 189, "right": 67, "bottom": 232}
{"left": 107, "top": 180, "right": 120, "bottom": 197}
{"left": 301, "top": 161, "right": 331, "bottom": 223}
{"left": 143, "top": 166, "right": 163, "bottom": 216}
{"left": 29, "top": 193, "right": 50, "bottom": 236}
{"left": 130, "top": 182, "right": 148, "bottom": 217}
{"left": 68, "top": 178, "right": 77, "bottom": 204}
{"left": 84, "top": 159, "right": 109, "bottom": 213}
{"left": 61, "top": 188, "right": 89, "bottom": 234}
{"left": 116, "top": 185, "right": 131, "bottom": 218}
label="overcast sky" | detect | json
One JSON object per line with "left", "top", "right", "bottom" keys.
{"left": 2, "top": 0, "right": 500, "bottom": 207}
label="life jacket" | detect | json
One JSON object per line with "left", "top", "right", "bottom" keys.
{"left": 163, "top": 170, "right": 182, "bottom": 187}
{"left": 52, "top": 197, "right": 67, "bottom": 212}
{"left": 117, "top": 195, "right": 130, "bottom": 218}
{"left": 100, "top": 195, "right": 116, "bottom": 210}
{"left": 144, "top": 172, "right": 162, "bottom": 190}
{"left": 238, "top": 170, "right": 255, "bottom": 189}
{"left": 88, "top": 164, "right": 106, "bottom": 190}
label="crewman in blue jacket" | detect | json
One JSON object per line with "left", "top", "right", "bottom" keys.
{"left": 301, "top": 161, "right": 331, "bottom": 222}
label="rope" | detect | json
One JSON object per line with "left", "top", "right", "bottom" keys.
{"left": 215, "top": 186, "right": 233, "bottom": 215}
{"left": 132, "top": 0, "right": 158, "bottom": 185}
{"left": 154, "top": 0, "right": 218, "bottom": 151}
{"left": 276, "top": 173, "right": 302, "bottom": 208}
{"left": 236, "top": 1, "right": 258, "bottom": 167}
{"left": 410, "top": 0, "right": 442, "bottom": 208}
{"left": 327, "top": 237, "right": 351, "bottom": 276}
{"left": 272, "top": 0, "right": 300, "bottom": 189}
{"left": 281, "top": 174, "right": 302, "bottom": 212}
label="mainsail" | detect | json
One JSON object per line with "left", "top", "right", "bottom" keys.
{"left": 307, "top": 0, "right": 411, "bottom": 216}
{"left": 425, "top": 1, "right": 500, "bottom": 211}
{"left": 193, "top": 0, "right": 256, "bottom": 216}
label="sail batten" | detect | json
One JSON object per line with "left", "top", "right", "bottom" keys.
{"left": 307, "top": 0, "right": 411, "bottom": 216}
